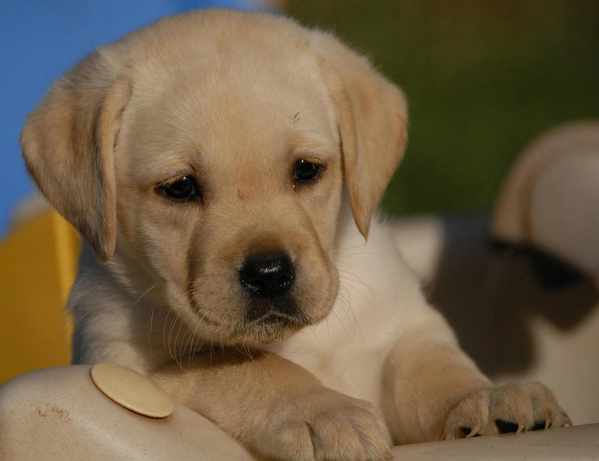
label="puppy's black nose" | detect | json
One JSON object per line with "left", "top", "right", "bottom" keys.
{"left": 239, "top": 253, "right": 295, "bottom": 299}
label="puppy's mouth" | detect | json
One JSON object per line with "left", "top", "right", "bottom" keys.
{"left": 235, "top": 298, "right": 311, "bottom": 343}
{"left": 245, "top": 295, "right": 305, "bottom": 323}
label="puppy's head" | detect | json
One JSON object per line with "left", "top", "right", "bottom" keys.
{"left": 21, "top": 10, "right": 407, "bottom": 345}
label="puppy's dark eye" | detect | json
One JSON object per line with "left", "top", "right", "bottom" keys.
{"left": 294, "top": 160, "right": 323, "bottom": 184}
{"left": 160, "top": 177, "right": 200, "bottom": 201}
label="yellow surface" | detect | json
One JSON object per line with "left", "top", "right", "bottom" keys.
{"left": 0, "top": 210, "right": 80, "bottom": 386}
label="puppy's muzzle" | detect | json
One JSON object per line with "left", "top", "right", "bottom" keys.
{"left": 239, "top": 252, "right": 306, "bottom": 325}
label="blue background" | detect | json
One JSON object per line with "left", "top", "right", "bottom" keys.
{"left": 0, "top": 0, "right": 261, "bottom": 238}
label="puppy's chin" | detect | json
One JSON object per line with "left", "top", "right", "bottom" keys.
{"left": 234, "top": 314, "right": 308, "bottom": 345}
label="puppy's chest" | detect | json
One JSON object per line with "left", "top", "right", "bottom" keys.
{"left": 265, "top": 226, "right": 427, "bottom": 405}
{"left": 265, "top": 287, "right": 406, "bottom": 407}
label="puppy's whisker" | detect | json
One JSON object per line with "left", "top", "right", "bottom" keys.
{"left": 338, "top": 280, "right": 366, "bottom": 332}
{"left": 167, "top": 318, "right": 175, "bottom": 363}
{"left": 162, "top": 308, "right": 171, "bottom": 350}
{"left": 148, "top": 300, "right": 159, "bottom": 356}
{"left": 233, "top": 340, "right": 251, "bottom": 360}
{"left": 177, "top": 325, "right": 186, "bottom": 364}
{"left": 308, "top": 324, "right": 324, "bottom": 345}
{"left": 343, "top": 275, "right": 396, "bottom": 306}
{"left": 338, "top": 270, "right": 378, "bottom": 305}
{"left": 337, "top": 282, "right": 358, "bottom": 319}
{"left": 337, "top": 269, "right": 371, "bottom": 284}
{"left": 173, "top": 319, "right": 185, "bottom": 367}
{"left": 331, "top": 239, "right": 391, "bottom": 256}
{"left": 185, "top": 327, "right": 201, "bottom": 366}
{"left": 232, "top": 341, "right": 242, "bottom": 356}
{"left": 176, "top": 322, "right": 193, "bottom": 369}
{"left": 189, "top": 330, "right": 205, "bottom": 363}
{"left": 129, "top": 285, "right": 156, "bottom": 310}
{"left": 332, "top": 298, "right": 351, "bottom": 324}
{"left": 334, "top": 251, "right": 387, "bottom": 261}
{"left": 167, "top": 310, "right": 182, "bottom": 364}
{"left": 336, "top": 284, "right": 365, "bottom": 348}
{"left": 245, "top": 341, "right": 255, "bottom": 362}
{"left": 336, "top": 286, "right": 352, "bottom": 310}
{"left": 329, "top": 303, "right": 354, "bottom": 344}
{"left": 339, "top": 280, "right": 379, "bottom": 314}
{"left": 186, "top": 322, "right": 201, "bottom": 363}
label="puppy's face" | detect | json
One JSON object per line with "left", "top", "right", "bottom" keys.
{"left": 21, "top": 10, "right": 408, "bottom": 347}
{"left": 115, "top": 46, "right": 343, "bottom": 343}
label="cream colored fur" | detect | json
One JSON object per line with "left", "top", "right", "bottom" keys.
{"left": 21, "top": 9, "right": 569, "bottom": 461}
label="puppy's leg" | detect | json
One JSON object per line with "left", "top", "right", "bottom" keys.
{"left": 151, "top": 349, "right": 392, "bottom": 461}
{"left": 382, "top": 314, "right": 570, "bottom": 444}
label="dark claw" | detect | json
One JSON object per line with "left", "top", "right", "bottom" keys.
{"left": 461, "top": 427, "right": 481, "bottom": 437}
{"left": 496, "top": 420, "right": 519, "bottom": 433}
{"left": 531, "top": 421, "right": 546, "bottom": 431}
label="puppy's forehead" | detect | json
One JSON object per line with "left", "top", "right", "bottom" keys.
{"left": 126, "top": 25, "right": 339, "bottom": 180}
{"left": 174, "top": 53, "right": 336, "bottom": 155}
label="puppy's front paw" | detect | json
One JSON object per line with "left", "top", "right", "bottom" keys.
{"left": 444, "top": 382, "right": 571, "bottom": 439}
{"left": 257, "top": 389, "right": 392, "bottom": 461}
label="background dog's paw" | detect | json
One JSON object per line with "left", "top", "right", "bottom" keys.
{"left": 257, "top": 389, "right": 392, "bottom": 461}
{"left": 443, "top": 382, "right": 571, "bottom": 440}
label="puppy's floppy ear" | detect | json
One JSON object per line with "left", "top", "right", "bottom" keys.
{"left": 311, "top": 32, "right": 408, "bottom": 238}
{"left": 20, "top": 51, "right": 131, "bottom": 262}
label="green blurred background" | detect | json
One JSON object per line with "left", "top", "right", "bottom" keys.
{"left": 286, "top": 0, "right": 599, "bottom": 216}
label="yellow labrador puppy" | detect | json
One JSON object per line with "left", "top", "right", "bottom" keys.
{"left": 21, "top": 9, "right": 569, "bottom": 461}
